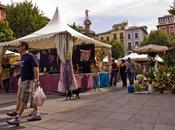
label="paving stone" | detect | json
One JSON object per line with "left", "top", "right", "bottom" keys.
{"left": 2, "top": 87, "right": 175, "bottom": 130}
{"left": 57, "top": 122, "right": 115, "bottom": 130}
{"left": 153, "top": 124, "right": 175, "bottom": 130}
{"left": 34, "top": 119, "right": 69, "bottom": 129}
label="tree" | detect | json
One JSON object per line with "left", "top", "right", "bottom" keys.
{"left": 168, "top": 0, "right": 175, "bottom": 15}
{"left": 0, "top": 20, "right": 14, "bottom": 42}
{"left": 6, "top": 1, "right": 49, "bottom": 38}
{"left": 141, "top": 30, "right": 173, "bottom": 47}
{"left": 107, "top": 40, "right": 124, "bottom": 59}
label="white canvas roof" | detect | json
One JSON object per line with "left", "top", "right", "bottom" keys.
{"left": 122, "top": 53, "right": 163, "bottom": 62}
{"left": 5, "top": 50, "right": 20, "bottom": 56}
{"left": 0, "top": 7, "right": 111, "bottom": 49}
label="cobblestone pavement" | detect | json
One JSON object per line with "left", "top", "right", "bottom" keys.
{"left": 0, "top": 86, "right": 175, "bottom": 130}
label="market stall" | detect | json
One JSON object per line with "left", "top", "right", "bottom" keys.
{"left": 0, "top": 7, "right": 111, "bottom": 93}
{"left": 122, "top": 52, "right": 164, "bottom": 62}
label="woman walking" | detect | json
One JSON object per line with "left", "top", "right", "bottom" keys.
{"left": 119, "top": 59, "right": 127, "bottom": 87}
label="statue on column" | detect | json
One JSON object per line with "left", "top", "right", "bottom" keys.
{"left": 85, "top": 9, "right": 89, "bottom": 20}
{"left": 84, "top": 9, "right": 91, "bottom": 37}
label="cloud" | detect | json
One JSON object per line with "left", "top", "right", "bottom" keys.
{"left": 0, "top": 0, "right": 173, "bottom": 33}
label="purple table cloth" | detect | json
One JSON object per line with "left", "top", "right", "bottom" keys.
{"left": 9, "top": 73, "right": 94, "bottom": 93}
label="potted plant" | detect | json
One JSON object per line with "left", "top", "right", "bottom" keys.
{"left": 155, "top": 66, "right": 167, "bottom": 94}
{"left": 134, "top": 82, "right": 142, "bottom": 92}
{"left": 147, "top": 56, "right": 156, "bottom": 85}
{"left": 168, "top": 66, "right": 175, "bottom": 94}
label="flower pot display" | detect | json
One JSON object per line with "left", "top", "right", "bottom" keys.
{"left": 159, "top": 88, "right": 164, "bottom": 94}
{"left": 148, "top": 84, "right": 153, "bottom": 94}
{"left": 171, "top": 88, "right": 175, "bottom": 94}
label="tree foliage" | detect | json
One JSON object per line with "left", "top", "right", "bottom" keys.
{"left": 168, "top": 0, "right": 175, "bottom": 15}
{"left": 6, "top": 1, "right": 49, "bottom": 38}
{"left": 107, "top": 40, "right": 124, "bottom": 59}
{"left": 141, "top": 30, "right": 173, "bottom": 47}
{"left": 0, "top": 20, "right": 14, "bottom": 42}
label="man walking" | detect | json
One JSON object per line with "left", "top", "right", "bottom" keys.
{"left": 7, "top": 41, "right": 41, "bottom": 126}
{"left": 126, "top": 58, "right": 135, "bottom": 85}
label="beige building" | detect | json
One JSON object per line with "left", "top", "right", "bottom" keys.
{"left": 95, "top": 22, "right": 128, "bottom": 43}
{"left": 157, "top": 15, "right": 175, "bottom": 36}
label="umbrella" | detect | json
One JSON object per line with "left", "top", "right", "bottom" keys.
{"left": 133, "top": 44, "right": 168, "bottom": 54}
{"left": 155, "top": 55, "right": 164, "bottom": 62}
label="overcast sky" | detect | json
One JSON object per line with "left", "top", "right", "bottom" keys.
{"left": 0, "top": 0, "right": 173, "bottom": 33}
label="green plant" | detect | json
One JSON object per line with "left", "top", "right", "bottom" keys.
{"left": 135, "top": 83, "right": 142, "bottom": 92}
{"left": 147, "top": 56, "right": 156, "bottom": 80}
{"left": 168, "top": 66, "right": 175, "bottom": 90}
{"left": 155, "top": 66, "right": 168, "bottom": 89}
{"left": 136, "top": 74, "right": 144, "bottom": 84}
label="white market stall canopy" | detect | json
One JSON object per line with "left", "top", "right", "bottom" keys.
{"left": 122, "top": 53, "right": 163, "bottom": 62}
{"left": 5, "top": 50, "right": 20, "bottom": 56}
{"left": 0, "top": 7, "right": 111, "bottom": 49}
{"left": 103, "top": 56, "right": 118, "bottom": 63}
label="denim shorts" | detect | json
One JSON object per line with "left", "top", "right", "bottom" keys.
{"left": 20, "top": 80, "right": 34, "bottom": 103}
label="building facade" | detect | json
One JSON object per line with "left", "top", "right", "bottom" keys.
{"left": 0, "top": 4, "right": 6, "bottom": 21}
{"left": 157, "top": 15, "right": 175, "bottom": 36}
{"left": 95, "top": 22, "right": 128, "bottom": 43}
{"left": 124, "top": 26, "right": 148, "bottom": 54}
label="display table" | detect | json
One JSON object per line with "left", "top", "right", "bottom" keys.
{"left": 9, "top": 73, "right": 94, "bottom": 93}
{"left": 99, "top": 72, "right": 109, "bottom": 87}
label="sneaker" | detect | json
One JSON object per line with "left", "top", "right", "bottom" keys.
{"left": 6, "top": 111, "right": 18, "bottom": 117}
{"left": 6, "top": 117, "right": 20, "bottom": 126}
{"left": 27, "top": 111, "right": 34, "bottom": 117}
{"left": 27, "top": 113, "right": 41, "bottom": 121}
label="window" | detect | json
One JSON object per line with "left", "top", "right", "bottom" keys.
{"left": 169, "top": 26, "right": 174, "bottom": 33}
{"left": 106, "top": 36, "right": 110, "bottom": 41}
{"left": 128, "top": 42, "right": 132, "bottom": 50}
{"left": 128, "top": 34, "right": 131, "bottom": 39}
{"left": 135, "top": 41, "right": 139, "bottom": 48}
{"left": 113, "top": 33, "right": 117, "bottom": 40}
{"left": 135, "top": 33, "right": 138, "bottom": 38}
{"left": 101, "top": 37, "right": 104, "bottom": 41}
{"left": 121, "top": 26, "right": 125, "bottom": 30}
{"left": 120, "top": 33, "right": 123, "bottom": 39}
{"left": 115, "top": 27, "right": 118, "bottom": 31}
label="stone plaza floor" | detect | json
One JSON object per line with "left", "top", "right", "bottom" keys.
{"left": 0, "top": 86, "right": 175, "bottom": 130}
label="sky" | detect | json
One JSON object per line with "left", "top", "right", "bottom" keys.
{"left": 0, "top": 0, "right": 173, "bottom": 33}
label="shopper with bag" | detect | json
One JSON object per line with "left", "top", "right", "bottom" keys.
{"left": 7, "top": 41, "right": 42, "bottom": 126}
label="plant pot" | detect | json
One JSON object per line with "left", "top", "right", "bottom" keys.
{"left": 159, "top": 88, "right": 164, "bottom": 94}
{"left": 171, "top": 89, "right": 175, "bottom": 94}
{"left": 148, "top": 80, "right": 152, "bottom": 84}
{"left": 148, "top": 84, "right": 153, "bottom": 93}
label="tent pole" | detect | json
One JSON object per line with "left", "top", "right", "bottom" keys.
{"left": 108, "top": 49, "right": 112, "bottom": 70}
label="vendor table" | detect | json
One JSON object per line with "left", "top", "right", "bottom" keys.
{"left": 9, "top": 73, "right": 94, "bottom": 93}
{"left": 99, "top": 72, "right": 109, "bottom": 87}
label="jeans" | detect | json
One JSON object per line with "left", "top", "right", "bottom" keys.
{"left": 110, "top": 70, "right": 117, "bottom": 86}
{"left": 120, "top": 72, "right": 127, "bottom": 87}
{"left": 3, "top": 79, "right": 10, "bottom": 92}
{"left": 93, "top": 76, "right": 99, "bottom": 90}
{"left": 128, "top": 71, "right": 135, "bottom": 85}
